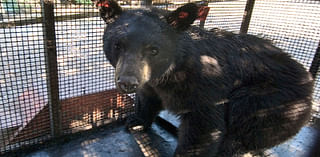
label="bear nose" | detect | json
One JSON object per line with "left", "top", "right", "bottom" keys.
{"left": 116, "top": 76, "right": 139, "bottom": 93}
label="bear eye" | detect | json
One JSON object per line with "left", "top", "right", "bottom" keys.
{"left": 150, "top": 47, "right": 159, "bottom": 56}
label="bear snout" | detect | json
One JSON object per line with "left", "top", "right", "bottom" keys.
{"left": 116, "top": 76, "right": 139, "bottom": 93}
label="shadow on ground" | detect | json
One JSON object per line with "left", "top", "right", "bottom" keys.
{"left": 24, "top": 124, "right": 176, "bottom": 157}
{"left": 22, "top": 111, "right": 318, "bottom": 157}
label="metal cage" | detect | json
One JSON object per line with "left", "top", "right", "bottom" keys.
{"left": 0, "top": 0, "right": 319, "bottom": 155}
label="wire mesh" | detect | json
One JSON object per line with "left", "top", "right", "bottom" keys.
{"left": 53, "top": 1, "right": 135, "bottom": 134}
{"left": 0, "top": 0, "right": 50, "bottom": 153}
{"left": 0, "top": 0, "right": 135, "bottom": 154}
{"left": 0, "top": 0, "right": 319, "bottom": 155}
{"left": 247, "top": 0, "right": 320, "bottom": 111}
{"left": 203, "top": 0, "right": 247, "bottom": 32}
{"left": 152, "top": 0, "right": 248, "bottom": 32}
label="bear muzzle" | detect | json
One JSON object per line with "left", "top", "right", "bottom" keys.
{"left": 116, "top": 76, "right": 139, "bottom": 93}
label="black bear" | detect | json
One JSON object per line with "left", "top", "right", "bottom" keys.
{"left": 95, "top": 1, "right": 314, "bottom": 156}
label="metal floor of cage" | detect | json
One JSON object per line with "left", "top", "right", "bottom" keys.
{"left": 15, "top": 111, "right": 319, "bottom": 157}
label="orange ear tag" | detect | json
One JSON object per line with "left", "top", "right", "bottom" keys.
{"left": 178, "top": 12, "right": 189, "bottom": 19}
{"left": 97, "top": 1, "right": 110, "bottom": 7}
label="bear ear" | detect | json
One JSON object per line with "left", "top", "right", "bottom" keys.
{"left": 166, "top": 3, "right": 199, "bottom": 31}
{"left": 94, "top": 0, "right": 122, "bottom": 24}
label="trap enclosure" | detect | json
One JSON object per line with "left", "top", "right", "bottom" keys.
{"left": 0, "top": 0, "right": 320, "bottom": 154}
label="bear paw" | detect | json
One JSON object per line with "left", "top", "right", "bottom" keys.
{"left": 125, "top": 116, "right": 151, "bottom": 132}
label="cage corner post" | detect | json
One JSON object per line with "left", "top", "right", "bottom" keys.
{"left": 240, "top": 0, "right": 256, "bottom": 34}
{"left": 310, "top": 42, "right": 320, "bottom": 79}
{"left": 41, "top": 0, "right": 62, "bottom": 138}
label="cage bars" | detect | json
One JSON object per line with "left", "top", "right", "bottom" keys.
{"left": 41, "top": 0, "right": 61, "bottom": 138}
{"left": 310, "top": 42, "right": 320, "bottom": 79}
{"left": 0, "top": 0, "right": 320, "bottom": 155}
{"left": 240, "top": 0, "right": 255, "bottom": 34}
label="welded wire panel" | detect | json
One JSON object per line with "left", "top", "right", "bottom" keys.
{"left": 0, "top": 0, "right": 50, "bottom": 153}
{"left": 203, "top": 0, "right": 247, "bottom": 32}
{"left": 152, "top": 0, "right": 247, "bottom": 32}
{"left": 153, "top": 0, "right": 199, "bottom": 10}
{"left": 0, "top": 0, "right": 135, "bottom": 154}
{"left": 54, "top": 1, "right": 107, "bottom": 99}
{"left": 249, "top": 0, "right": 320, "bottom": 68}
{"left": 54, "top": 1, "right": 134, "bottom": 134}
{"left": 0, "top": 0, "right": 319, "bottom": 155}
{"left": 247, "top": 0, "right": 320, "bottom": 111}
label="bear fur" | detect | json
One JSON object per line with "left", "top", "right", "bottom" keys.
{"left": 96, "top": 1, "right": 314, "bottom": 156}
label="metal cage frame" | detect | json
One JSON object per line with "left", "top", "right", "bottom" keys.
{"left": 0, "top": 0, "right": 319, "bottom": 155}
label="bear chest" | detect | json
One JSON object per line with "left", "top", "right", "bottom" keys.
{"left": 154, "top": 88, "right": 194, "bottom": 114}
